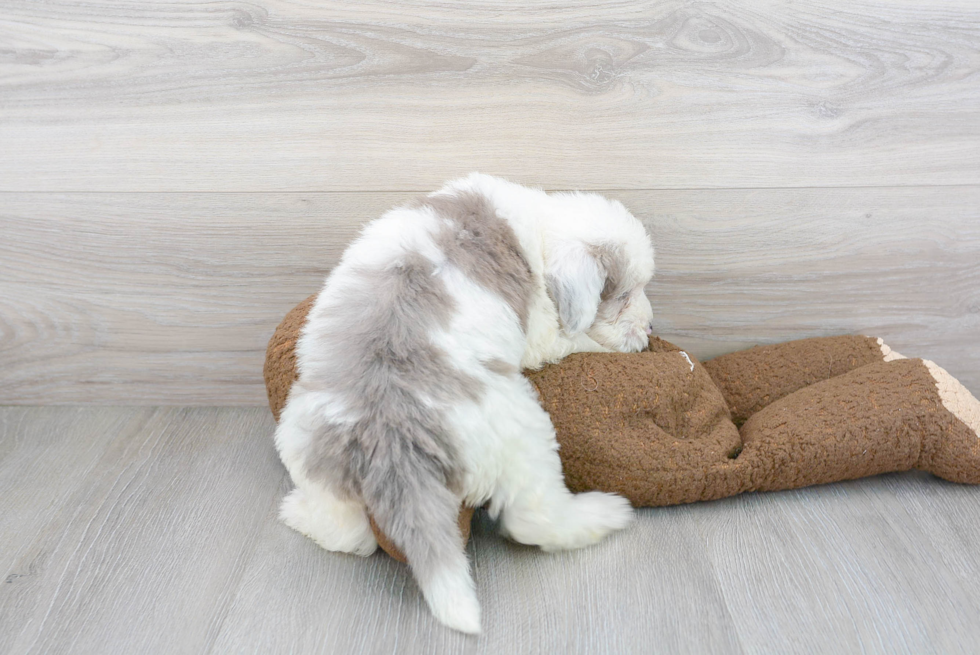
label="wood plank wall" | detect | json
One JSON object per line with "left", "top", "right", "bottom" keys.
{"left": 1, "top": 0, "right": 978, "bottom": 404}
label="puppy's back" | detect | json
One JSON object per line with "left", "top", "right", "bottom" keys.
{"left": 290, "top": 193, "right": 532, "bottom": 632}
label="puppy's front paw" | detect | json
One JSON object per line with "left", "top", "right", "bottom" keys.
{"left": 542, "top": 491, "right": 634, "bottom": 552}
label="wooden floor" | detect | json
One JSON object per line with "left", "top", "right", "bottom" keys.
{"left": 3, "top": 1, "right": 980, "bottom": 652}
{"left": 1, "top": 406, "right": 979, "bottom": 655}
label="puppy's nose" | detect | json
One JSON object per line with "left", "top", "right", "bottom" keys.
{"left": 645, "top": 322, "right": 654, "bottom": 336}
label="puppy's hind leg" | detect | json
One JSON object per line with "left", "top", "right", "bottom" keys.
{"left": 279, "top": 483, "right": 378, "bottom": 557}
{"left": 274, "top": 393, "right": 377, "bottom": 556}
{"left": 489, "top": 379, "right": 634, "bottom": 551}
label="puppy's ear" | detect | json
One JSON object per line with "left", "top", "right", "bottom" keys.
{"left": 545, "top": 240, "right": 604, "bottom": 334}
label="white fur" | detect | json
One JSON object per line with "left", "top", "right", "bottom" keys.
{"left": 275, "top": 173, "right": 655, "bottom": 633}
{"left": 276, "top": 389, "right": 378, "bottom": 556}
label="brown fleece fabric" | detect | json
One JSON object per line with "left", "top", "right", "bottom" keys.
{"left": 524, "top": 348, "right": 746, "bottom": 506}
{"left": 264, "top": 297, "right": 980, "bottom": 559}
{"left": 737, "top": 359, "right": 967, "bottom": 490}
{"left": 264, "top": 295, "right": 316, "bottom": 423}
{"left": 702, "top": 336, "right": 886, "bottom": 425}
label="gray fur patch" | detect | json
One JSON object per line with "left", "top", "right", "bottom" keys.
{"left": 545, "top": 242, "right": 631, "bottom": 333}
{"left": 419, "top": 191, "right": 534, "bottom": 330}
{"left": 299, "top": 251, "right": 482, "bottom": 582}
{"left": 592, "top": 243, "right": 634, "bottom": 324}
{"left": 592, "top": 243, "right": 629, "bottom": 302}
{"left": 482, "top": 357, "right": 518, "bottom": 377}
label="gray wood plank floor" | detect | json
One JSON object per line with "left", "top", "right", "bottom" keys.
{"left": 3, "top": 407, "right": 979, "bottom": 654}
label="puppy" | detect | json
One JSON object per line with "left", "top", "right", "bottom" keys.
{"left": 274, "top": 173, "right": 655, "bottom": 633}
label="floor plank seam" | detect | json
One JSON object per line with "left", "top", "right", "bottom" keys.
{"left": 201, "top": 468, "right": 289, "bottom": 655}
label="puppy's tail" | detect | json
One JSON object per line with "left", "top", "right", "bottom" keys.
{"left": 360, "top": 441, "right": 481, "bottom": 634}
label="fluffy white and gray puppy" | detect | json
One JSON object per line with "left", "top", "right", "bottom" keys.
{"left": 275, "top": 173, "right": 655, "bottom": 633}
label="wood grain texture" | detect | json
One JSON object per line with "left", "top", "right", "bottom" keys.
{"left": 0, "top": 408, "right": 140, "bottom": 578}
{"left": 2, "top": 408, "right": 980, "bottom": 654}
{"left": 707, "top": 474, "right": 980, "bottom": 654}
{"left": 1, "top": 187, "right": 977, "bottom": 404}
{"left": 0, "top": 407, "right": 285, "bottom": 655}
{"left": 1, "top": 0, "right": 979, "bottom": 191}
{"left": 209, "top": 495, "right": 744, "bottom": 655}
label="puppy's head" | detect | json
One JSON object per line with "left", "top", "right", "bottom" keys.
{"left": 544, "top": 195, "right": 655, "bottom": 353}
